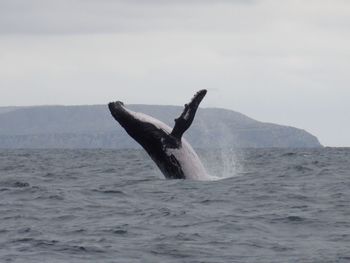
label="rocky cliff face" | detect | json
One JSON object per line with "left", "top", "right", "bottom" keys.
{"left": 0, "top": 105, "right": 322, "bottom": 148}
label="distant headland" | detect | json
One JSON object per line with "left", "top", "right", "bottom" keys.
{"left": 0, "top": 105, "right": 322, "bottom": 148}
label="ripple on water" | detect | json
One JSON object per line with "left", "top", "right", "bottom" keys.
{"left": 0, "top": 148, "right": 350, "bottom": 262}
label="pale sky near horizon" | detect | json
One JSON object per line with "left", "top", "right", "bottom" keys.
{"left": 0, "top": 0, "right": 349, "bottom": 146}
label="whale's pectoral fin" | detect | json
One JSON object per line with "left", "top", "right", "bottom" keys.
{"left": 171, "top": 89, "right": 207, "bottom": 139}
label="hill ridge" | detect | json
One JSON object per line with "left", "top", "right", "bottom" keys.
{"left": 0, "top": 105, "right": 322, "bottom": 148}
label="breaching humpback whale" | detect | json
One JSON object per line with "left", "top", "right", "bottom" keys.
{"left": 108, "top": 90, "right": 210, "bottom": 180}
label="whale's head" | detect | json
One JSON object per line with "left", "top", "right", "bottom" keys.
{"left": 108, "top": 100, "right": 163, "bottom": 140}
{"left": 108, "top": 101, "right": 132, "bottom": 126}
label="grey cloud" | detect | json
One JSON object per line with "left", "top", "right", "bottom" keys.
{"left": 0, "top": 0, "right": 258, "bottom": 35}
{"left": 1, "top": 0, "right": 349, "bottom": 36}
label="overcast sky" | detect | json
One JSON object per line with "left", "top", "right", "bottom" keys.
{"left": 1, "top": 0, "right": 349, "bottom": 146}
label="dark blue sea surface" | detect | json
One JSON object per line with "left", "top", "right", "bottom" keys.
{"left": 0, "top": 148, "right": 349, "bottom": 262}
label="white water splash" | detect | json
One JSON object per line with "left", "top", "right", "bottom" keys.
{"left": 197, "top": 121, "right": 241, "bottom": 180}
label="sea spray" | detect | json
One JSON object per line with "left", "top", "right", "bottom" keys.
{"left": 196, "top": 119, "right": 241, "bottom": 180}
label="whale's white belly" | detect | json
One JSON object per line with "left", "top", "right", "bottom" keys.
{"left": 166, "top": 139, "right": 210, "bottom": 180}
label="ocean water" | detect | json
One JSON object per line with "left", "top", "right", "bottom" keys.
{"left": 0, "top": 148, "right": 349, "bottom": 263}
